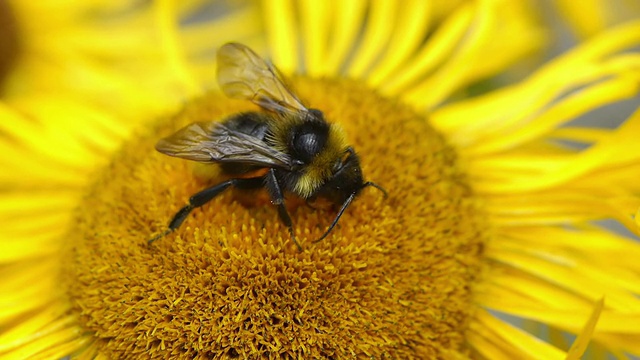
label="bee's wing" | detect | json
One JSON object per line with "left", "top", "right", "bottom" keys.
{"left": 217, "top": 43, "right": 307, "bottom": 115}
{"left": 155, "top": 121, "right": 293, "bottom": 169}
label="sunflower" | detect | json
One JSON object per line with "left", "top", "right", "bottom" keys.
{"left": 2, "top": 0, "right": 640, "bottom": 359}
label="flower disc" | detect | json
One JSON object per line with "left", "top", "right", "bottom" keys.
{"left": 66, "top": 78, "right": 487, "bottom": 358}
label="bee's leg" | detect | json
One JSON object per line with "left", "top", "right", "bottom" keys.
{"left": 148, "top": 176, "right": 264, "bottom": 244}
{"left": 313, "top": 192, "right": 356, "bottom": 243}
{"left": 265, "top": 168, "right": 302, "bottom": 251}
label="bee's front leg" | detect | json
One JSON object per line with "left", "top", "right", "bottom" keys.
{"left": 265, "top": 168, "right": 302, "bottom": 251}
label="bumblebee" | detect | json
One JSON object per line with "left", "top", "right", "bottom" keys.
{"left": 150, "top": 43, "right": 386, "bottom": 250}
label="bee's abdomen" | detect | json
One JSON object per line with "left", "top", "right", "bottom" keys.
{"left": 222, "top": 112, "right": 270, "bottom": 140}
{"left": 220, "top": 112, "right": 270, "bottom": 175}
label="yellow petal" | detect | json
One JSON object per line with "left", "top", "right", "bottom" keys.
{"left": 469, "top": 310, "right": 567, "bottom": 359}
{"left": 367, "top": 0, "right": 432, "bottom": 86}
{"left": 345, "top": 0, "right": 397, "bottom": 78}
{"left": 299, "top": 0, "right": 329, "bottom": 76}
{"left": 155, "top": 0, "right": 201, "bottom": 97}
{"left": 321, "top": 0, "right": 367, "bottom": 75}
{"left": 262, "top": 0, "right": 298, "bottom": 73}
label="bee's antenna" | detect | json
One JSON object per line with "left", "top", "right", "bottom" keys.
{"left": 313, "top": 192, "right": 356, "bottom": 243}
{"left": 362, "top": 181, "right": 388, "bottom": 198}
{"left": 313, "top": 182, "right": 387, "bottom": 244}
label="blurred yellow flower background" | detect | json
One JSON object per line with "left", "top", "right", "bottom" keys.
{"left": 1, "top": 0, "right": 639, "bottom": 359}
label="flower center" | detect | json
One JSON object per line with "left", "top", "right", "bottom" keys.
{"left": 0, "top": 0, "right": 19, "bottom": 88}
{"left": 65, "top": 78, "right": 487, "bottom": 358}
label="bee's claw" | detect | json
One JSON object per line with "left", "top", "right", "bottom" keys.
{"left": 288, "top": 227, "right": 303, "bottom": 252}
{"left": 148, "top": 229, "right": 172, "bottom": 245}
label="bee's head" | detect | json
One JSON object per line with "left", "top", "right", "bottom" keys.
{"left": 319, "top": 147, "right": 386, "bottom": 204}
{"left": 316, "top": 147, "right": 364, "bottom": 204}
{"left": 313, "top": 147, "right": 387, "bottom": 243}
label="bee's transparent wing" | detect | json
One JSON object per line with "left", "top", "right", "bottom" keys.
{"left": 217, "top": 43, "right": 307, "bottom": 115}
{"left": 156, "top": 121, "right": 293, "bottom": 169}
